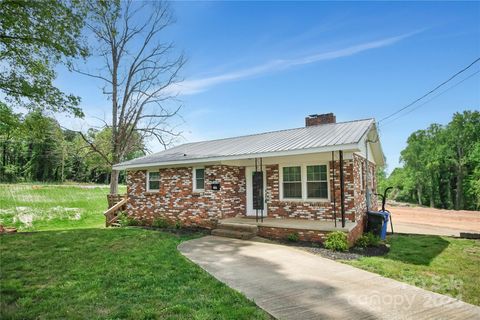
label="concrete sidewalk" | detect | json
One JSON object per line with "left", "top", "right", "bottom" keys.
{"left": 178, "top": 236, "right": 480, "bottom": 320}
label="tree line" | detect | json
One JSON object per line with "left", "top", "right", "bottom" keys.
{"left": 0, "top": 103, "right": 145, "bottom": 184}
{"left": 378, "top": 110, "right": 480, "bottom": 211}
{"left": 0, "top": 0, "right": 184, "bottom": 193}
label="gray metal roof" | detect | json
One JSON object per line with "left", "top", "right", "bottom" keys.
{"left": 114, "top": 118, "right": 375, "bottom": 169}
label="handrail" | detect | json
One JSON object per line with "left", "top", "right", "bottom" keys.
{"left": 104, "top": 197, "right": 128, "bottom": 227}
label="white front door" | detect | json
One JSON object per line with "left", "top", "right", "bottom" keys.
{"left": 246, "top": 166, "right": 267, "bottom": 217}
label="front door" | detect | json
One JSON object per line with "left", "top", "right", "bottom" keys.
{"left": 246, "top": 166, "right": 267, "bottom": 217}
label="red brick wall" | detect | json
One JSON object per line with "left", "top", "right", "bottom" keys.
{"left": 258, "top": 226, "right": 329, "bottom": 243}
{"left": 266, "top": 160, "right": 356, "bottom": 222}
{"left": 126, "top": 165, "right": 245, "bottom": 228}
{"left": 352, "top": 154, "right": 378, "bottom": 223}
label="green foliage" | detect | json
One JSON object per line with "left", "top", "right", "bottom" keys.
{"left": 0, "top": 107, "right": 145, "bottom": 183}
{"left": 0, "top": 229, "right": 269, "bottom": 318}
{"left": 346, "top": 234, "right": 480, "bottom": 306}
{"left": 175, "top": 220, "right": 183, "bottom": 229}
{"left": 0, "top": 0, "right": 87, "bottom": 116}
{"left": 356, "top": 232, "right": 381, "bottom": 248}
{"left": 324, "top": 231, "right": 348, "bottom": 252}
{"left": 382, "top": 110, "right": 480, "bottom": 210}
{"left": 287, "top": 232, "right": 300, "bottom": 242}
{"left": 152, "top": 217, "right": 170, "bottom": 229}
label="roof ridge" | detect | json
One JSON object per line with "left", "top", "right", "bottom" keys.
{"left": 168, "top": 118, "right": 375, "bottom": 148}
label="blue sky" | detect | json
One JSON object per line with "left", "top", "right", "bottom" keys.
{"left": 56, "top": 1, "right": 480, "bottom": 174}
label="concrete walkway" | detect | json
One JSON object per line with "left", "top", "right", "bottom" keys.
{"left": 178, "top": 236, "right": 480, "bottom": 320}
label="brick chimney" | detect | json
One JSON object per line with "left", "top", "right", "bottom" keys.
{"left": 305, "top": 113, "right": 336, "bottom": 126}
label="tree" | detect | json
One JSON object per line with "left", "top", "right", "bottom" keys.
{"left": 445, "top": 111, "right": 480, "bottom": 210}
{"left": 77, "top": 0, "right": 185, "bottom": 194}
{"left": 0, "top": 0, "right": 88, "bottom": 116}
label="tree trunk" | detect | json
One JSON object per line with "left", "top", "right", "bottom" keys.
{"left": 455, "top": 146, "right": 464, "bottom": 210}
{"left": 110, "top": 169, "right": 119, "bottom": 195}
{"left": 417, "top": 185, "right": 423, "bottom": 206}
{"left": 455, "top": 165, "right": 463, "bottom": 210}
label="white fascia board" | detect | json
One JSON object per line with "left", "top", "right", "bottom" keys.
{"left": 112, "top": 143, "right": 360, "bottom": 170}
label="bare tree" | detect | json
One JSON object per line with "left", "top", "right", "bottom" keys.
{"left": 77, "top": 0, "right": 185, "bottom": 194}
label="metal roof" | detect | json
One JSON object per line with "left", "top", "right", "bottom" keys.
{"left": 114, "top": 118, "right": 376, "bottom": 169}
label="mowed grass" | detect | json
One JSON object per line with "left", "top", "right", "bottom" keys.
{"left": 345, "top": 234, "right": 480, "bottom": 306}
{"left": 0, "top": 228, "right": 270, "bottom": 319}
{"left": 0, "top": 183, "right": 126, "bottom": 231}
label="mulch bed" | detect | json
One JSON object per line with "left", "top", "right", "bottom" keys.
{"left": 275, "top": 239, "right": 390, "bottom": 261}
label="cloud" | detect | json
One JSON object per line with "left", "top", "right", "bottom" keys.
{"left": 167, "top": 31, "right": 420, "bottom": 96}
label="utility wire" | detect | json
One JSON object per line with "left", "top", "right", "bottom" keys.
{"left": 378, "top": 57, "right": 480, "bottom": 124}
{"left": 381, "top": 68, "right": 480, "bottom": 127}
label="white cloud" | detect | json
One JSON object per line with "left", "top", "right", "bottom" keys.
{"left": 168, "top": 31, "right": 420, "bottom": 96}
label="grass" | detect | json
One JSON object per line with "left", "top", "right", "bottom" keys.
{"left": 0, "top": 183, "right": 126, "bottom": 231}
{"left": 0, "top": 228, "right": 270, "bottom": 319}
{"left": 345, "top": 234, "right": 480, "bottom": 306}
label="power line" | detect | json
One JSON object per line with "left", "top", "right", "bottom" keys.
{"left": 378, "top": 57, "right": 480, "bottom": 124}
{"left": 380, "top": 68, "right": 480, "bottom": 127}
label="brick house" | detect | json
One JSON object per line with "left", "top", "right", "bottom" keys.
{"left": 112, "top": 113, "right": 384, "bottom": 246}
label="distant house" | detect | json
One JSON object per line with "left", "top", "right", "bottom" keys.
{"left": 112, "top": 113, "right": 384, "bottom": 246}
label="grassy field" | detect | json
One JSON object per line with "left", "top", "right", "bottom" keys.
{"left": 0, "top": 183, "right": 126, "bottom": 231}
{"left": 0, "top": 228, "right": 269, "bottom": 319}
{"left": 345, "top": 234, "right": 480, "bottom": 306}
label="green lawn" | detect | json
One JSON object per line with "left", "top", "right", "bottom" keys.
{"left": 0, "top": 183, "right": 126, "bottom": 231}
{"left": 0, "top": 228, "right": 270, "bottom": 319}
{"left": 345, "top": 234, "right": 480, "bottom": 306}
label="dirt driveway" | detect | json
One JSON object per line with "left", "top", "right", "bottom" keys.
{"left": 386, "top": 205, "right": 480, "bottom": 237}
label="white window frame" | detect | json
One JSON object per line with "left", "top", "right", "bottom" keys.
{"left": 281, "top": 165, "right": 303, "bottom": 199}
{"left": 279, "top": 163, "right": 330, "bottom": 202}
{"left": 192, "top": 167, "right": 205, "bottom": 192}
{"left": 147, "top": 171, "right": 160, "bottom": 192}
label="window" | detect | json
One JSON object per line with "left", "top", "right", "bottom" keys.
{"left": 282, "top": 166, "right": 302, "bottom": 198}
{"left": 147, "top": 171, "right": 160, "bottom": 191}
{"left": 193, "top": 168, "right": 205, "bottom": 191}
{"left": 306, "top": 165, "right": 328, "bottom": 199}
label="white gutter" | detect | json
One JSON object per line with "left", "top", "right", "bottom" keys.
{"left": 113, "top": 143, "right": 360, "bottom": 170}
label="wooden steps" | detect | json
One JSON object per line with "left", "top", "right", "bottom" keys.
{"left": 211, "top": 222, "right": 258, "bottom": 240}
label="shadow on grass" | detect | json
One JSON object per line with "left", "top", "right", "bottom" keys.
{"left": 385, "top": 234, "right": 450, "bottom": 265}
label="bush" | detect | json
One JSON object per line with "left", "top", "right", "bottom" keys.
{"left": 152, "top": 218, "right": 170, "bottom": 228}
{"left": 324, "top": 231, "right": 348, "bottom": 251}
{"left": 355, "top": 232, "right": 381, "bottom": 248}
{"left": 117, "top": 212, "right": 139, "bottom": 226}
{"left": 174, "top": 220, "right": 183, "bottom": 229}
{"left": 287, "top": 232, "right": 300, "bottom": 242}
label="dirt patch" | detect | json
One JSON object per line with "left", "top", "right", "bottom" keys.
{"left": 386, "top": 204, "right": 480, "bottom": 237}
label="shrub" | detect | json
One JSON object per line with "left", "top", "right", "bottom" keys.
{"left": 287, "top": 232, "right": 300, "bottom": 242}
{"left": 152, "top": 218, "right": 170, "bottom": 228}
{"left": 117, "top": 212, "right": 139, "bottom": 226}
{"left": 174, "top": 220, "right": 183, "bottom": 229}
{"left": 355, "top": 232, "right": 381, "bottom": 248}
{"left": 324, "top": 231, "right": 348, "bottom": 251}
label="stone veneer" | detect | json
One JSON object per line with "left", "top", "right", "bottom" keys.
{"left": 126, "top": 165, "right": 245, "bottom": 228}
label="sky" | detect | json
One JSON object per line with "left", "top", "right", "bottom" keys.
{"left": 55, "top": 1, "right": 480, "bottom": 174}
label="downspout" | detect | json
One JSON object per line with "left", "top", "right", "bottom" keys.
{"left": 339, "top": 150, "right": 346, "bottom": 228}
{"left": 365, "top": 139, "right": 370, "bottom": 212}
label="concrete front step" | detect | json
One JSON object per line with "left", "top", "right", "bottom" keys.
{"left": 217, "top": 222, "right": 258, "bottom": 233}
{"left": 211, "top": 228, "right": 256, "bottom": 240}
